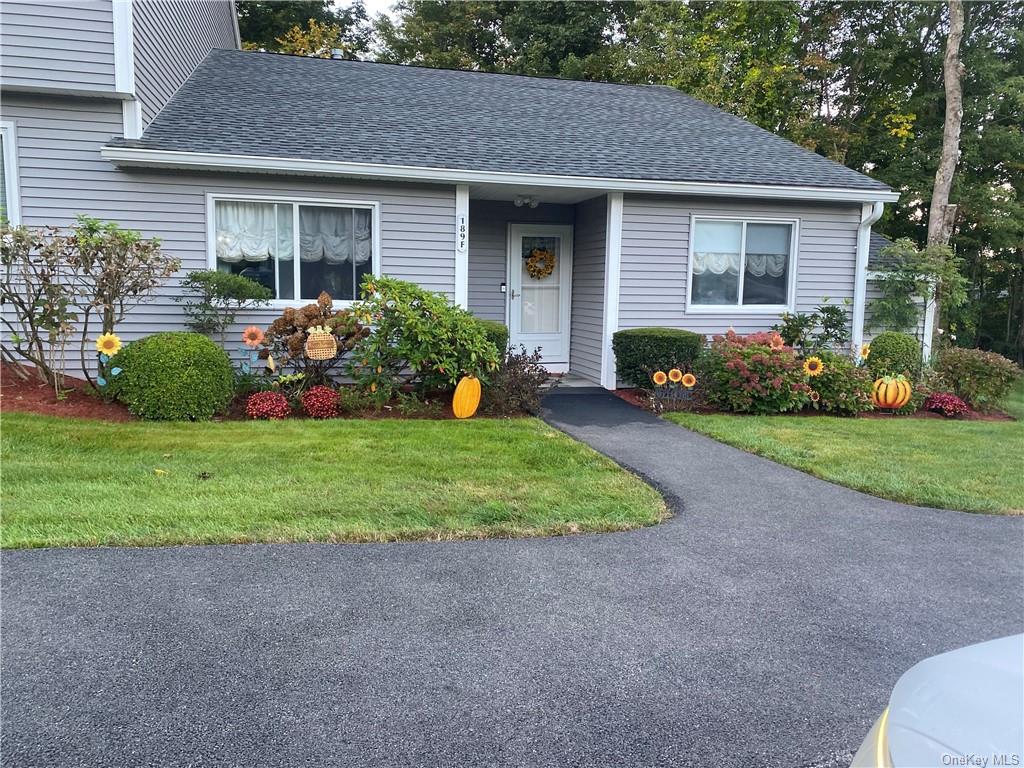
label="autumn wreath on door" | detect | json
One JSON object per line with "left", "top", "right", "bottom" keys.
{"left": 525, "top": 248, "right": 557, "bottom": 280}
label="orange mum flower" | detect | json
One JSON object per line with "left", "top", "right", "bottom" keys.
{"left": 652, "top": 370, "right": 668, "bottom": 386}
{"left": 668, "top": 368, "right": 683, "bottom": 383}
{"left": 681, "top": 373, "right": 696, "bottom": 388}
{"left": 769, "top": 332, "right": 785, "bottom": 350}
{"left": 242, "top": 326, "right": 265, "bottom": 348}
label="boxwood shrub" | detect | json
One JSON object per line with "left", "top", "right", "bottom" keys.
{"left": 113, "top": 332, "right": 234, "bottom": 420}
{"left": 612, "top": 327, "right": 704, "bottom": 387}
{"left": 476, "top": 319, "right": 509, "bottom": 354}
{"left": 867, "top": 331, "right": 921, "bottom": 379}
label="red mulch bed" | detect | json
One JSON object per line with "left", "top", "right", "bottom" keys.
{"left": 1, "top": 363, "right": 134, "bottom": 421}
{"left": 612, "top": 386, "right": 1014, "bottom": 421}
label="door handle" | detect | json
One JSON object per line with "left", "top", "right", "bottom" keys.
{"left": 510, "top": 289, "right": 518, "bottom": 300}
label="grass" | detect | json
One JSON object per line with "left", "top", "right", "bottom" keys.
{"left": 665, "top": 383, "right": 1024, "bottom": 514}
{"left": 0, "top": 413, "right": 666, "bottom": 549}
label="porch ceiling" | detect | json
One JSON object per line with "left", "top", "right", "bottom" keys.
{"left": 467, "top": 182, "right": 605, "bottom": 205}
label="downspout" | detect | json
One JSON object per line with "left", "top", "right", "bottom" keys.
{"left": 852, "top": 201, "right": 884, "bottom": 353}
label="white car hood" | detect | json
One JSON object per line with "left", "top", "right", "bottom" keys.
{"left": 887, "top": 633, "right": 1024, "bottom": 766}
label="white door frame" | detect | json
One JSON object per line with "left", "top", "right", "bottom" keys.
{"left": 506, "top": 223, "right": 573, "bottom": 370}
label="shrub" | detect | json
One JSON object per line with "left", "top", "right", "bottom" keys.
{"left": 477, "top": 319, "right": 509, "bottom": 354}
{"left": 177, "top": 270, "right": 272, "bottom": 342}
{"left": 612, "top": 327, "right": 704, "bottom": 388}
{"left": 300, "top": 385, "right": 339, "bottom": 419}
{"left": 806, "top": 351, "right": 874, "bottom": 415}
{"left": 479, "top": 345, "right": 550, "bottom": 416}
{"left": 112, "top": 332, "right": 233, "bottom": 420}
{"left": 262, "top": 292, "right": 367, "bottom": 386}
{"left": 772, "top": 299, "right": 851, "bottom": 353}
{"left": 934, "top": 347, "right": 1022, "bottom": 410}
{"left": 349, "top": 277, "right": 500, "bottom": 403}
{"left": 246, "top": 390, "right": 291, "bottom": 420}
{"left": 923, "top": 392, "right": 971, "bottom": 418}
{"left": 336, "top": 386, "right": 375, "bottom": 415}
{"left": 867, "top": 331, "right": 921, "bottom": 379}
{"left": 698, "top": 330, "right": 810, "bottom": 414}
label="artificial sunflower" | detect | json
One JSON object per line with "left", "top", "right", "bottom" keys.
{"left": 803, "top": 356, "right": 825, "bottom": 377}
{"left": 809, "top": 390, "right": 821, "bottom": 403}
{"left": 681, "top": 373, "right": 697, "bottom": 388}
{"left": 668, "top": 368, "right": 683, "bottom": 383}
{"left": 95, "top": 333, "right": 122, "bottom": 356}
{"left": 652, "top": 370, "right": 668, "bottom": 386}
{"left": 242, "top": 326, "right": 265, "bottom": 348}
{"left": 859, "top": 343, "right": 871, "bottom": 360}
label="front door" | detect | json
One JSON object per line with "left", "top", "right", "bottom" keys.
{"left": 508, "top": 224, "right": 573, "bottom": 366}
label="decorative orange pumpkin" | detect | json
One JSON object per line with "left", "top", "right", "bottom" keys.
{"left": 872, "top": 375, "right": 912, "bottom": 410}
{"left": 452, "top": 375, "right": 482, "bottom": 419}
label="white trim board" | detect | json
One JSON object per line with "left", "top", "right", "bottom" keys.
{"left": 852, "top": 202, "right": 885, "bottom": 351}
{"left": 600, "top": 192, "right": 623, "bottom": 390}
{"left": 454, "top": 184, "right": 469, "bottom": 308}
{"left": 0, "top": 122, "right": 22, "bottom": 225}
{"left": 205, "top": 192, "right": 382, "bottom": 309}
{"left": 101, "top": 147, "right": 901, "bottom": 204}
{"left": 111, "top": 0, "right": 140, "bottom": 139}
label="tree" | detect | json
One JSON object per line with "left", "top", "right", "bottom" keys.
{"left": 275, "top": 19, "right": 351, "bottom": 59}
{"left": 237, "top": 0, "right": 371, "bottom": 58}
{"left": 927, "top": 0, "right": 965, "bottom": 247}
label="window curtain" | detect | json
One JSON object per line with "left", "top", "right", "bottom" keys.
{"left": 744, "top": 224, "right": 790, "bottom": 278}
{"left": 299, "top": 207, "right": 372, "bottom": 265}
{"left": 692, "top": 220, "right": 741, "bottom": 276}
{"left": 215, "top": 201, "right": 293, "bottom": 263}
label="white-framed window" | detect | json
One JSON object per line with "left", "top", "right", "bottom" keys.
{"left": 686, "top": 215, "right": 798, "bottom": 312}
{"left": 0, "top": 122, "right": 21, "bottom": 225}
{"left": 207, "top": 194, "right": 381, "bottom": 305}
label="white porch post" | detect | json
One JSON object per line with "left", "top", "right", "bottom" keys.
{"left": 454, "top": 184, "right": 469, "bottom": 308}
{"left": 852, "top": 201, "right": 884, "bottom": 352}
{"left": 600, "top": 192, "right": 623, "bottom": 390}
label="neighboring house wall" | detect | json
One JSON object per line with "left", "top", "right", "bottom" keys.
{"left": 2, "top": 94, "right": 456, "bottom": 362}
{"left": 0, "top": 1, "right": 116, "bottom": 93}
{"left": 570, "top": 195, "right": 606, "bottom": 383}
{"left": 863, "top": 279, "right": 927, "bottom": 343}
{"left": 467, "top": 200, "right": 575, "bottom": 322}
{"left": 133, "top": 0, "right": 238, "bottom": 127}
{"left": 618, "top": 194, "right": 861, "bottom": 336}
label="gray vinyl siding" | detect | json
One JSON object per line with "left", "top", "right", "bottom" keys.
{"left": 0, "top": 1, "right": 116, "bottom": 92}
{"left": 133, "top": 0, "right": 238, "bottom": 127}
{"left": 3, "top": 94, "right": 456, "bottom": 365}
{"left": 619, "top": 194, "right": 861, "bottom": 337}
{"left": 570, "top": 196, "right": 606, "bottom": 383}
{"left": 864, "top": 279, "right": 926, "bottom": 343}
{"left": 467, "top": 200, "right": 575, "bottom": 322}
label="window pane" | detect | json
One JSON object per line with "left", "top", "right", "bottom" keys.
{"left": 691, "top": 220, "right": 741, "bottom": 305}
{"left": 298, "top": 206, "right": 372, "bottom": 301}
{"left": 520, "top": 235, "right": 560, "bottom": 333}
{"left": 215, "top": 200, "right": 293, "bottom": 299}
{"left": 743, "top": 223, "right": 791, "bottom": 305}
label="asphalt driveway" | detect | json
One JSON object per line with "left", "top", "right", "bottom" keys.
{"left": 2, "top": 390, "right": 1021, "bottom": 767}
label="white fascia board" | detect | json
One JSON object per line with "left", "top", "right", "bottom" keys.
{"left": 852, "top": 201, "right": 885, "bottom": 350}
{"left": 99, "top": 146, "right": 901, "bottom": 204}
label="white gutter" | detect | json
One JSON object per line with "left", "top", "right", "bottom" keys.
{"left": 99, "top": 146, "right": 901, "bottom": 204}
{"left": 852, "top": 201, "right": 885, "bottom": 352}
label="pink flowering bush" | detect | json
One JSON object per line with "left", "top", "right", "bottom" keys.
{"left": 698, "top": 330, "right": 811, "bottom": 413}
{"left": 923, "top": 392, "right": 970, "bottom": 418}
{"left": 246, "top": 390, "right": 291, "bottom": 420}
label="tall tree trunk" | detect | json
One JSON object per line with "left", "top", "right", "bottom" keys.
{"left": 927, "top": 0, "right": 965, "bottom": 247}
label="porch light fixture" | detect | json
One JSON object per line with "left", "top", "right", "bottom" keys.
{"left": 514, "top": 195, "right": 540, "bottom": 208}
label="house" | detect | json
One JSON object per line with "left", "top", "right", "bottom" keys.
{"left": 0, "top": 0, "right": 902, "bottom": 389}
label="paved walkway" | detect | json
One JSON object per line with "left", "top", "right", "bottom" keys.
{"left": 2, "top": 391, "right": 1021, "bottom": 767}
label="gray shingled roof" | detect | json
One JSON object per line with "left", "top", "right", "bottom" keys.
{"left": 109, "top": 49, "right": 891, "bottom": 191}
{"left": 868, "top": 232, "right": 896, "bottom": 269}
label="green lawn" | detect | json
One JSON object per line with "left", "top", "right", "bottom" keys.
{"left": 0, "top": 413, "right": 666, "bottom": 548}
{"left": 665, "top": 385, "right": 1024, "bottom": 514}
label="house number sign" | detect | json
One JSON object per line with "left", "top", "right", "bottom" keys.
{"left": 457, "top": 214, "right": 468, "bottom": 253}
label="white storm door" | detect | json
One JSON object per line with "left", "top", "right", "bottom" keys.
{"left": 508, "top": 223, "right": 573, "bottom": 365}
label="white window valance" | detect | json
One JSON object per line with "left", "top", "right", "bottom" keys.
{"left": 692, "top": 251, "right": 741, "bottom": 275}
{"left": 215, "top": 201, "right": 293, "bottom": 263}
{"left": 744, "top": 253, "right": 787, "bottom": 278}
{"left": 298, "top": 206, "right": 372, "bottom": 265}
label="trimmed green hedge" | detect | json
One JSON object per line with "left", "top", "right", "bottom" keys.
{"left": 112, "top": 332, "right": 234, "bottom": 421}
{"left": 476, "top": 319, "right": 509, "bottom": 354}
{"left": 867, "top": 331, "right": 921, "bottom": 379}
{"left": 612, "top": 327, "right": 704, "bottom": 387}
